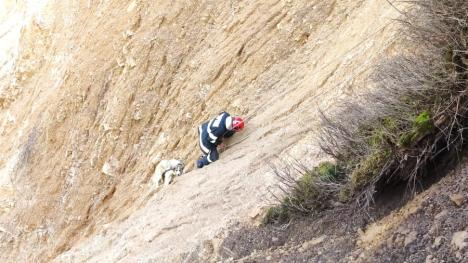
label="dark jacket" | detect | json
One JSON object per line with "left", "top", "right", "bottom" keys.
{"left": 200, "top": 111, "right": 234, "bottom": 147}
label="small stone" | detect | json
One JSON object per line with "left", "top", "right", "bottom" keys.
{"left": 126, "top": 56, "right": 136, "bottom": 68}
{"left": 298, "top": 235, "right": 327, "bottom": 253}
{"left": 210, "top": 238, "right": 222, "bottom": 255}
{"left": 143, "top": 234, "right": 154, "bottom": 243}
{"left": 309, "top": 235, "right": 327, "bottom": 246}
{"left": 429, "top": 225, "right": 439, "bottom": 235}
{"left": 127, "top": 0, "right": 137, "bottom": 12}
{"left": 433, "top": 236, "right": 443, "bottom": 248}
{"left": 266, "top": 256, "right": 272, "bottom": 260}
{"left": 102, "top": 156, "right": 119, "bottom": 176}
{"left": 123, "top": 30, "right": 135, "bottom": 39}
{"left": 398, "top": 227, "right": 410, "bottom": 235}
{"left": 248, "top": 207, "right": 262, "bottom": 219}
{"left": 434, "top": 210, "right": 448, "bottom": 221}
{"left": 395, "top": 234, "right": 405, "bottom": 247}
{"left": 116, "top": 57, "right": 125, "bottom": 67}
{"left": 386, "top": 237, "right": 394, "bottom": 249}
{"left": 272, "top": 237, "right": 279, "bottom": 242}
{"left": 102, "top": 162, "right": 113, "bottom": 175}
{"left": 132, "top": 110, "right": 142, "bottom": 120}
{"left": 449, "top": 194, "right": 465, "bottom": 207}
{"left": 404, "top": 231, "right": 418, "bottom": 247}
{"left": 451, "top": 231, "right": 468, "bottom": 250}
{"left": 357, "top": 228, "right": 365, "bottom": 236}
{"left": 422, "top": 234, "right": 430, "bottom": 241}
{"left": 201, "top": 240, "right": 214, "bottom": 256}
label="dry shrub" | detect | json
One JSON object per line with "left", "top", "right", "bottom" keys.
{"left": 264, "top": 161, "right": 344, "bottom": 224}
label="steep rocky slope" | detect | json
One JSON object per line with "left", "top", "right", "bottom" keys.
{"left": 0, "top": 0, "right": 408, "bottom": 262}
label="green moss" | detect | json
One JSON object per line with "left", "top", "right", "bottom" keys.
{"left": 399, "top": 111, "right": 435, "bottom": 147}
{"left": 414, "top": 111, "right": 434, "bottom": 133}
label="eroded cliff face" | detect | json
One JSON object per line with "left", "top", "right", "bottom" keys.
{"left": 0, "top": 1, "right": 401, "bottom": 262}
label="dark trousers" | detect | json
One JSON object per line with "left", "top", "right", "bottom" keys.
{"left": 198, "top": 125, "right": 219, "bottom": 166}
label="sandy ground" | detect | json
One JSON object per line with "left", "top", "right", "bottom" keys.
{"left": 0, "top": 0, "right": 403, "bottom": 262}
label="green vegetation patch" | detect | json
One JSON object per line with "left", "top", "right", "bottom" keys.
{"left": 263, "top": 204, "right": 290, "bottom": 225}
{"left": 263, "top": 162, "right": 343, "bottom": 225}
{"left": 341, "top": 149, "right": 391, "bottom": 202}
{"left": 399, "top": 111, "right": 435, "bottom": 148}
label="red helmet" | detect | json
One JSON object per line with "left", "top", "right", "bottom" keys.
{"left": 232, "top": 116, "right": 244, "bottom": 131}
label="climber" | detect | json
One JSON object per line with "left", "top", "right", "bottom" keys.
{"left": 197, "top": 111, "right": 244, "bottom": 168}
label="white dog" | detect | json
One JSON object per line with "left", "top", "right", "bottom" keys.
{"left": 151, "top": 159, "right": 185, "bottom": 187}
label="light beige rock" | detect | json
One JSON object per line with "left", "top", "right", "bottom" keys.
{"left": 300, "top": 235, "right": 327, "bottom": 252}
{"left": 450, "top": 193, "right": 465, "bottom": 207}
{"left": 452, "top": 231, "right": 468, "bottom": 251}
{"left": 434, "top": 210, "right": 448, "bottom": 221}
{"left": 404, "top": 231, "right": 418, "bottom": 247}
{"left": 432, "top": 236, "right": 443, "bottom": 248}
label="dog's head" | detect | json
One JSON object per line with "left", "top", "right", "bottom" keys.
{"left": 174, "top": 161, "right": 185, "bottom": 176}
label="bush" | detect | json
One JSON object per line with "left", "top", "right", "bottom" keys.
{"left": 264, "top": 161, "right": 344, "bottom": 224}
{"left": 262, "top": 204, "right": 289, "bottom": 225}
{"left": 315, "top": 161, "right": 341, "bottom": 180}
